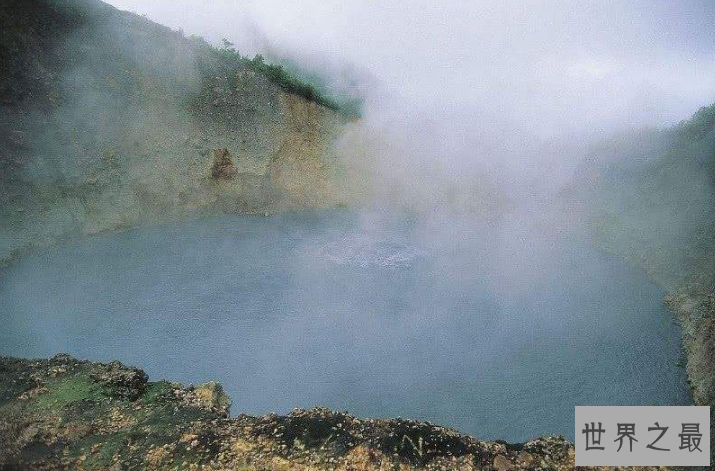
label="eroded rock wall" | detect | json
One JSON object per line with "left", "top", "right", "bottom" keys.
{"left": 0, "top": 0, "right": 347, "bottom": 264}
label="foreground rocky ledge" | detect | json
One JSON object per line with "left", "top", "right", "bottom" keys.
{"left": 0, "top": 355, "right": 662, "bottom": 471}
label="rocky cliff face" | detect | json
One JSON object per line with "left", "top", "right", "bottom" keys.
{"left": 0, "top": 0, "right": 346, "bottom": 264}
{"left": 666, "top": 291, "right": 715, "bottom": 407}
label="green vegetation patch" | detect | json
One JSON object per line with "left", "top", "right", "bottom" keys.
{"left": 34, "top": 375, "right": 103, "bottom": 410}
{"left": 69, "top": 403, "right": 216, "bottom": 468}
{"left": 140, "top": 380, "right": 175, "bottom": 406}
{"left": 196, "top": 36, "right": 351, "bottom": 114}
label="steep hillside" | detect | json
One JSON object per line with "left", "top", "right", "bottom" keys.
{"left": 570, "top": 105, "right": 715, "bottom": 289}
{"left": 0, "top": 0, "right": 347, "bottom": 263}
{"left": 569, "top": 104, "right": 715, "bottom": 458}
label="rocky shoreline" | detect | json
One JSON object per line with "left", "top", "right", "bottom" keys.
{"left": 0, "top": 354, "right": 670, "bottom": 471}
{"left": 665, "top": 290, "right": 715, "bottom": 408}
{"left": 664, "top": 288, "right": 715, "bottom": 468}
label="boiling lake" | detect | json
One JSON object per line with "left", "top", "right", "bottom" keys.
{"left": 0, "top": 210, "right": 691, "bottom": 441}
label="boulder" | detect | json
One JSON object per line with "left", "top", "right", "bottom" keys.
{"left": 185, "top": 381, "right": 232, "bottom": 417}
{"left": 89, "top": 361, "right": 148, "bottom": 401}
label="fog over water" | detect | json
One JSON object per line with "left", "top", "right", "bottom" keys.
{"left": 0, "top": 0, "right": 708, "bottom": 442}
{"left": 0, "top": 211, "right": 691, "bottom": 441}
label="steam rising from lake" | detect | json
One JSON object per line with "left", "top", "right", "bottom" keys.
{"left": 1, "top": 0, "right": 704, "bottom": 442}
{"left": 108, "top": 0, "right": 715, "bottom": 204}
{"left": 0, "top": 211, "right": 692, "bottom": 441}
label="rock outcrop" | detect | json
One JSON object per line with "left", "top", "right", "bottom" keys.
{"left": 665, "top": 291, "right": 715, "bottom": 407}
{"left": 0, "top": 354, "right": 666, "bottom": 471}
{"left": 210, "top": 149, "right": 238, "bottom": 181}
{"left": 0, "top": 0, "right": 349, "bottom": 265}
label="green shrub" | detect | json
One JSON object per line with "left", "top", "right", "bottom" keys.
{"left": 678, "top": 104, "right": 715, "bottom": 141}
{"left": 214, "top": 39, "right": 345, "bottom": 113}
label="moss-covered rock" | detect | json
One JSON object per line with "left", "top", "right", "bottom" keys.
{"left": 0, "top": 354, "right": 616, "bottom": 471}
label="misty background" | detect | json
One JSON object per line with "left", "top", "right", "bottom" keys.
{"left": 106, "top": 0, "right": 715, "bottom": 203}
{"left": 1, "top": 0, "right": 712, "bottom": 443}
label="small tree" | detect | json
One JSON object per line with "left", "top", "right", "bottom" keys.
{"left": 220, "top": 38, "right": 236, "bottom": 53}
{"left": 252, "top": 54, "right": 265, "bottom": 67}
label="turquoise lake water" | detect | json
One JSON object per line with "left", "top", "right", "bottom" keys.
{"left": 0, "top": 210, "right": 691, "bottom": 441}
